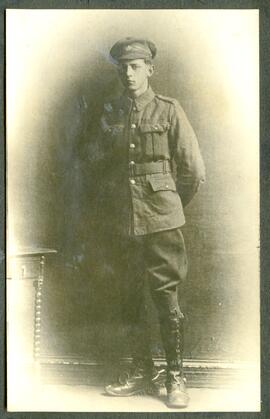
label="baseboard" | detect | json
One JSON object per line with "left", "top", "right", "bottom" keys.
{"left": 38, "top": 356, "right": 257, "bottom": 389}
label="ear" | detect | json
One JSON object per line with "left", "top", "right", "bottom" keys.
{"left": 147, "top": 64, "right": 154, "bottom": 78}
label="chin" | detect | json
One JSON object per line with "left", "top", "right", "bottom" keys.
{"left": 126, "top": 85, "right": 137, "bottom": 91}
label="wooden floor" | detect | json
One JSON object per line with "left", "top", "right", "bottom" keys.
{"left": 7, "top": 382, "right": 260, "bottom": 412}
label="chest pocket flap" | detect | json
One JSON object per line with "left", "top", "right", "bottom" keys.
{"left": 140, "top": 122, "right": 170, "bottom": 133}
{"left": 148, "top": 175, "right": 177, "bottom": 192}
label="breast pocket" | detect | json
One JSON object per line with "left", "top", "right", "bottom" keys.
{"left": 139, "top": 122, "right": 170, "bottom": 160}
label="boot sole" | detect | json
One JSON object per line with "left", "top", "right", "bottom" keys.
{"left": 166, "top": 396, "right": 190, "bottom": 408}
{"left": 166, "top": 403, "right": 189, "bottom": 408}
{"left": 105, "top": 387, "right": 149, "bottom": 397}
{"left": 105, "top": 383, "right": 165, "bottom": 397}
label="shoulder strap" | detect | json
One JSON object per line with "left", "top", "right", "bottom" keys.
{"left": 155, "top": 94, "right": 177, "bottom": 104}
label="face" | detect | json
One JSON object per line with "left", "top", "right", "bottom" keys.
{"left": 117, "top": 58, "right": 154, "bottom": 94}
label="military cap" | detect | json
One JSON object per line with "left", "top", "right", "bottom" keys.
{"left": 110, "top": 37, "right": 157, "bottom": 62}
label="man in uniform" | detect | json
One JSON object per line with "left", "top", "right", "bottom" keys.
{"left": 94, "top": 37, "right": 205, "bottom": 408}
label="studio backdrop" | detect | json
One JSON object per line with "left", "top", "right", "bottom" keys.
{"left": 7, "top": 9, "right": 259, "bottom": 381}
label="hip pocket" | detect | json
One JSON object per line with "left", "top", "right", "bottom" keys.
{"left": 146, "top": 174, "right": 182, "bottom": 216}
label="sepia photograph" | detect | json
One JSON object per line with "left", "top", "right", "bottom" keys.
{"left": 6, "top": 9, "right": 260, "bottom": 412}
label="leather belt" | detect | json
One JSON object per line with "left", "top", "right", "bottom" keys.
{"left": 129, "top": 160, "right": 172, "bottom": 176}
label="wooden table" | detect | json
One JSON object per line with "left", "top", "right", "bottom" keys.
{"left": 7, "top": 248, "right": 57, "bottom": 387}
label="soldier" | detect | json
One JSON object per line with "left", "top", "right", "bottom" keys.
{"left": 94, "top": 37, "right": 205, "bottom": 408}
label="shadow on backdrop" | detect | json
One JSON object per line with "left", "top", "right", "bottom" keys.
{"left": 7, "top": 11, "right": 259, "bottom": 368}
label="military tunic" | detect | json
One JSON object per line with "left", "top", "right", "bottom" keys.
{"left": 92, "top": 85, "right": 205, "bottom": 366}
{"left": 98, "top": 86, "right": 205, "bottom": 236}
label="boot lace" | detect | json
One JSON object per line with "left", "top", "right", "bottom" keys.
{"left": 118, "top": 367, "right": 145, "bottom": 385}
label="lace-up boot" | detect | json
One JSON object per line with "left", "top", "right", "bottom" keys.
{"left": 105, "top": 362, "right": 166, "bottom": 397}
{"left": 159, "top": 311, "right": 189, "bottom": 408}
{"left": 166, "top": 370, "right": 189, "bottom": 408}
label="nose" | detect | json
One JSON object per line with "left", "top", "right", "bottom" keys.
{"left": 125, "top": 65, "right": 133, "bottom": 78}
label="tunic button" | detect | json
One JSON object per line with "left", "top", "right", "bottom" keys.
{"left": 133, "top": 107, "right": 136, "bottom": 111}
{"left": 131, "top": 123, "right": 136, "bottom": 129}
{"left": 165, "top": 184, "right": 169, "bottom": 189}
{"left": 130, "top": 179, "right": 136, "bottom": 185}
{"left": 130, "top": 143, "right": 135, "bottom": 149}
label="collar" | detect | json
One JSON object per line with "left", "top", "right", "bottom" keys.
{"left": 121, "top": 86, "right": 155, "bottom": 112}
{"left": 133, "top": 86, "right": 155, "bottom": 111}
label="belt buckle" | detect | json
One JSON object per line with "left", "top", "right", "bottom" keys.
{"left": 163, "top": 160, "right": 171, "bottom": 173}
{"left": 163, "top": 160, "right": 167, "bottom": 174}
